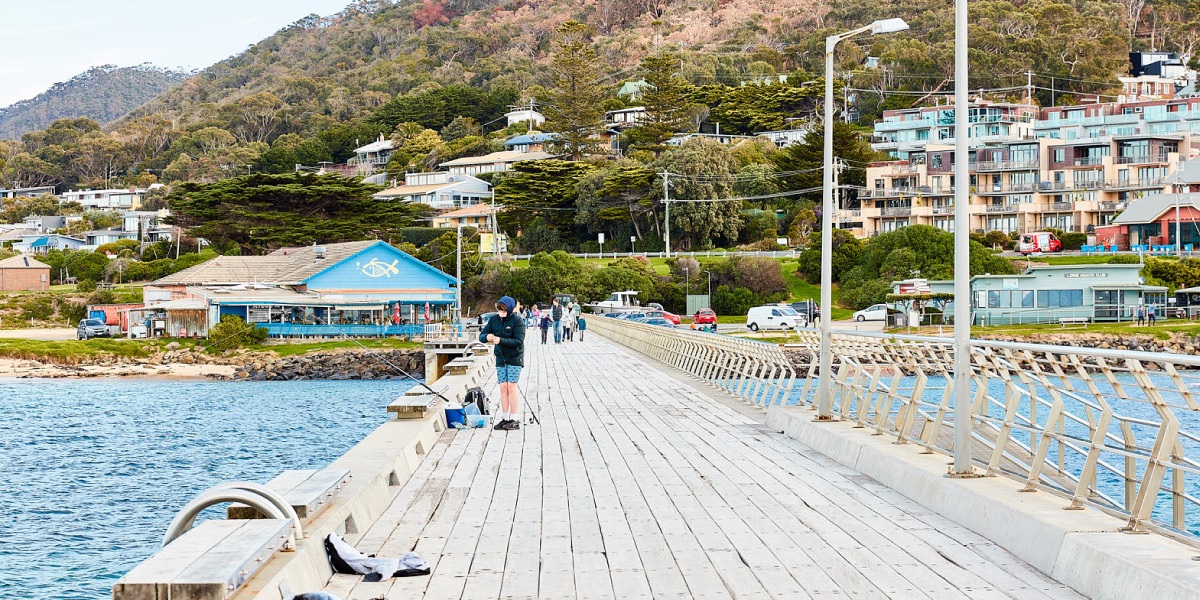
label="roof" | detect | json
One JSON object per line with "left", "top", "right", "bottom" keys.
{"left": 504, "top": 133, "right": 560, "bottom": 147}
{"left": 1169, "top": 157, "right": 1200, "bottom": 185}
{"left": 127, "top": 298, "right": 208, "bottom": 311}
{"left": 354, "top": 139, "right": 395, "bottom": 154}
{"left": 439, "top": 150, "right": 555, "bottom": 167}
{"left": 267, "top": 240, "right": 378, "bottom": 282}
{"left": 1111, "top": 192, "right": 1200, "bottom": 224}
{"left": 437, "top": 204, "right": 498, "bottom": 218}
{"left": 0, "top": 228, "right": 38, "bottom": 241}
{"left": 28, "top": 237, "right": 49, "bottom": 248}
{"left": 373, "top": 183, "right": 454, "bottom": 198}
{"left": 0, "top": 255, "right": 50, "bottom": 269}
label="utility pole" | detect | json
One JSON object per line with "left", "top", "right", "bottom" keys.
{"left": 1025, "top": 70, "right": 1033, "bottom": 105}
{"left": 662, "top": 171, "right": 671, "bottom": 257}
{"left": 832, "top": 159, "right": 842, "bottom": 227}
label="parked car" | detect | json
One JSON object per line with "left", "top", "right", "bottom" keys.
{"left": 693, "top": 308, "right": 717, "bottom": 325}
{"left": 789, "top": 300, "right": 820, "bottom": 322}
{"left": 639, "top": 317, "right": 674, "bottom": 327}
{"left": 746, "top": 305, "right": 800, "bottom": 331}
{"left": 77, "top": 318, "right": 110, "bottom": 340}
{"left": 659, "top": 310, "right": 681, "bottom": 325}
{"left": 852, "top": 304, "right": 889, "bottom": 322}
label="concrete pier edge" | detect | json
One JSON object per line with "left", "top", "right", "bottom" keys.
{"left": 766, "top": 405, "right": 1200, "bottom": 600}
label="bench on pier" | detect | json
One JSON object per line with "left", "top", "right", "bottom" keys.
{"left": 443, "top": 356, "right": 477, "bottom": 375}
{"left": 228, "top": 468, "right": 350, "bottom": 522}
{"left": 1059, "top": 317, "right": 1089, "bottom": 328}
{"left": 387, "top": 393, "right": 442, "bottom": 419}
{"left": 113, "top": 519, "right": 293, "bottom": 600}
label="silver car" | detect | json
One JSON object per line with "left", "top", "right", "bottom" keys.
{"left": 77, "top": 318, "right": 110, "bottom": 339}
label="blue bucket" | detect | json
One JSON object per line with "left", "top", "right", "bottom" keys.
{"left": 445, "top": 407, "right": 466, "bottom": 428}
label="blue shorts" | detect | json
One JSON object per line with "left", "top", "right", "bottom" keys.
{"left": 497, "top": 365, "right": 522, "bottom": 383}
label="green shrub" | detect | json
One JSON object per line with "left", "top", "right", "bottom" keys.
{"left": 206, "top": 316, "right": 269, "bottom": 351}
{"left": 55, "top": 298, "right": 87, "bottom": 324}
{"left": 1059, "top": 232, "right": 1087, "bottom": 250}
{"left": 19, "top": 296, "right": 54, "bottom": 321}
{"left": 76, "top": 279, "right": 97, "bottom": 293}
{"left": 87, "top": 290, "right": 117, "bottom": 305}
{"left": 712, "top": 285, "right": 760, "bottom": 315}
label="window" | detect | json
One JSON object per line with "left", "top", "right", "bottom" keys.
{"left": 1053, "top": 148, "right": 1065, "bottom": 162}
{"left": 1036, "top": 290, "right": 1083, "bottom": 308}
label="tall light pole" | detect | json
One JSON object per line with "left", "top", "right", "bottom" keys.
{"left": 950, "top": 0, "right": 974, "bottom": 475}
{"left": 817, "top": 17, "right": 909, "bottom": 419}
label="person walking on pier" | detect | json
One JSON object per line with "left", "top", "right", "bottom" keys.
{"left": 479, "top": 295, "right": 525, "bottom": 430}
{"left": 539, "top": 311, "right": 550, "bottom": 344}
{"left": 577, "top": 315, "right": 586, "bottom": 341}
{"left": 1148, "top": 303, "right": 1157, "bottom": 326}
{"left": 552, "top": 298, "right": 564, "bottom": 344}
{"left": 1137, "top": 305, "right": 1146, "bottom": 326}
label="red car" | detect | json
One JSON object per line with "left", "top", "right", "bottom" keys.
{"left": 660, "top": 310, "right": 681, "bottom": 325}
{"left": 693, "top": 308, "right": 717, "bottom": 325}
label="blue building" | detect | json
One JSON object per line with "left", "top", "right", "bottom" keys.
{"left": 145, "top": 240, "right": 458, "bottom": 338}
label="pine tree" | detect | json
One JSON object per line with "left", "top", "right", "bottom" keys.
{"left": 627, "top": 50, "right": 693, "bottom": 153}
{"left": 543, "top": 21, "right": 608, "bottom": 160}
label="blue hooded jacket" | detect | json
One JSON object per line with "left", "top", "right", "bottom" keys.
{"left": 478, "top": 296, "right": 525, "bottom": 367}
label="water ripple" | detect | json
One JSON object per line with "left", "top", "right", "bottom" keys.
{"left": 0, "top": 378, "right": 415, "bottom": 599}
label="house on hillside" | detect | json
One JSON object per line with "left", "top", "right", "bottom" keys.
{"left": 349, "top": 134, "right": 396, "bottom": 174}
{"left": 431, "top": 204, "right": 508, "bottom": 254}
{"left": 0, "top": 186, "right": 55, "bottom": 199}
{"left": 373, "top": 172, "right": 492, "bottom": 210}
{"left": 617, "top": 80, "right": 652, "bottom": 101}
{"left": 11, "top": 233, "right": 86, "bottom": 255}
{"left": 60, "top": 186, "right": 158, "bottom": 211}
{"left": 505, "top": 107, "right": 545, "bottom": 129}
{"left": 504, "top": 133, "right": 559, "bottom": 154}
{"left": 604, "top": 107, "right": 647, "bottom": 130}
{"left": 142, "top": 240, "right": 458, "bottom": 338}
{"left": 438, "top": 150, "right": 556, "bottom": 176}
{"left": 0, "top": 255, "right": 50, "bottom": 291}
{"left": 666, "top": 132, "right": 753, "bottom": 147}
{"left": 755, "top": 128, "right": 810, "bottom": 149}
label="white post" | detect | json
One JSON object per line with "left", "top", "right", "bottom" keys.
{"left": 951, "top": 0, "right": 973, "bottom": 475}
{"left": 817, "top": 38, "right": 837, "bottom": 419}
{"left": 1177, "top": 182, "right": 1182, "bottom": 258}
{"left": 662, "top": 171, "right": 671, "bottom": 257}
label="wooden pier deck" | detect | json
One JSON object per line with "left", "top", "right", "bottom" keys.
{"left": 324, "top": 333, "right": 1084, "bottom": 600}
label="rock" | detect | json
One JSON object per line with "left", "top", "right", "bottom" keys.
{"left": 165, "top": 342, "right": 181, "bottom": 350}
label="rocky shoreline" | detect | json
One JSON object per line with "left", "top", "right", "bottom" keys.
{"left": 0, "top": 345, "right": 426, "bottom": 381}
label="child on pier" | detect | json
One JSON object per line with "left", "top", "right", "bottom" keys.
{"left": 479, "top": 295, "right": 526, "bottom": 431}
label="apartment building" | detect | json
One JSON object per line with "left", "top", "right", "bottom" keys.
{"left": 60, "top": 186, "right": 157, "bottom": 211}
{"left": 854, "top": 97, "right": 1200, "bottom": 238}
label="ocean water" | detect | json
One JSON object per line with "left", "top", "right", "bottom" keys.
{"left": 0, "top": 378, "right": 417, "bottom": 600}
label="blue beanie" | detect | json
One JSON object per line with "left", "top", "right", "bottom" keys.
{"left": 498, "top": 296, "right": 516, "bottom": 312}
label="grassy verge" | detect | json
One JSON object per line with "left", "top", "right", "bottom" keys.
{"left": 974, "top": 319, "right": 1200, "bottom": 340}
{"left": 1019, "top": 255, "right": 1122, "bottom": 266}
{"left": 0, "top": 338, "right": 156, "bottom": 363}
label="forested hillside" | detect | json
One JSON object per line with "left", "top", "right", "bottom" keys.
{"left": 0, "top": 65, "right": 187, "bottom": 140}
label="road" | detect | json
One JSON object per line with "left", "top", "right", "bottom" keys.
{"left": 707, "top": 318, "right": 886, "bottom": 335}
{"left": 0, "top": 328, "right": 78, "bottom": 341}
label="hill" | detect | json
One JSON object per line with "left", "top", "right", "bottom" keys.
{"left": 0, "top": 64, "right": 188, "bottom": 141}
{"left": 125, "top": 0, "right": 1200, "bottom": 135}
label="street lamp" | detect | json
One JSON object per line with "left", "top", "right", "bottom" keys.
{"left": 817, "top": 18, "right": 909, "bottom": 420}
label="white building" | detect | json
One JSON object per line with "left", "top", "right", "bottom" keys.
{"left": 60, "top": 186, "right": 157, "bottom": 211}
{"left": 349, "top": 135, "right": 396, "bottom": 174}
{"left": 505, "top": 108, "right": 545, "bottom": 129}
{"left": 755, "top": 128, "right": 810, "bottom": 149}
{"left": 373, "top": 172, "right": 493, "bottom": 210}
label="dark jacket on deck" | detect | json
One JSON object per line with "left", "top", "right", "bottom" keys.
{"left": 479, "top": 312, "right": 525, "bottom": 368}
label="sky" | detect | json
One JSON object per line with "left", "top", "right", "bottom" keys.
{"left": 0, "top": 0, "right": 354, "bottom": 107}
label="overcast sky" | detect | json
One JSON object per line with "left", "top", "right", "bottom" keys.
{"left": 0, "top": 0, "right": 353, "bottom": 107}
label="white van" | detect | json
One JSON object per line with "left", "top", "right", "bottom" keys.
{"left": 746, "top": 305, "right": 801, "bottom": 331}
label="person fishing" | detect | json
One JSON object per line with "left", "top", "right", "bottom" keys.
{"left": 478, "top": 295, "right": 526, "bottom": 431}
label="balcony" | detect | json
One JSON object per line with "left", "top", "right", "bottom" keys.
{"left": 982, "top": 183, "right": 1038, "bottom": 194}
{"left": 1071, "top": 180, "right": 1105, "bottom": 190}
{"left": 889, "top": 164, "right": 921, "bottom": 175}
{"left": 932, "top": 206, "right": 954, "bottom": 215}
{"left": 1107, "top": 177, "right": 1166, "bottom": 190}
{"left": 882, "top": 206, "right": 913, "bottom": 216}
{"left": 1115, "top": 154, "right": 1170, "bottom": 165}
{"left": 975, "top": 159, "right": 1039, "bottom": 171}
{"left": 1099, "top": 201, "right": 1126, "bottom": 211}
{"left": 1049, "top": 202, "right": 1074, "bottom": 211}
{"left": 1072, "top": 157, "right": 1106, "bottom": 167}
{"left": 985, "top": 204, "right": 1018, "bottom": 213}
